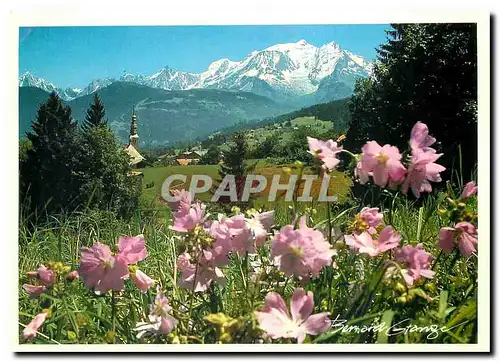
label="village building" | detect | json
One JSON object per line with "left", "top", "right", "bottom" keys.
{"left": 175, "top": 148, "right": 208, "bottom": 166}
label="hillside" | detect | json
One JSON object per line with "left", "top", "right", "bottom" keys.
{"left": 207, "top": 97, "right": 351, "bottom": 138}
{"left": 19, "top": 83, "right": 290, "bottom": 144}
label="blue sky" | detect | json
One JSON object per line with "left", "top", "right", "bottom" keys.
{"left": 19, "top": 25, "right": 390, "bottom": 89}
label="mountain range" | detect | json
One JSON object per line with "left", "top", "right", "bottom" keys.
{"left": 19, "top": 39, "right": 372, "bottom": 105}
{"left": 19, "top": 83, "right": 289, "bottom": 145}
{"left": 19, "top": 39, "right": 371, "bottom": 144}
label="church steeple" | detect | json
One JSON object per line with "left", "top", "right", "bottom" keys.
{"left": 129, "top": 105, "right": 139, "bottom": 150}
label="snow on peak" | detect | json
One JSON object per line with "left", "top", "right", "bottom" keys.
{"left": 20, "top": 39, "right": 372, "bottom": 101}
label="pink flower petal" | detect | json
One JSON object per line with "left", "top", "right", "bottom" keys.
{"left": 290, "top": 288, "right": 313, "bottom": 322}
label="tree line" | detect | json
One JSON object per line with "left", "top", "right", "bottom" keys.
{"left": 20, "top": 92, "right": 141, "bottom": 222}
{"left": 345, "top": 23, "right": 477, "bottom": 183}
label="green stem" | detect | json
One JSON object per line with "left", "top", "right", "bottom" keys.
{"left": 282, "top": 276, "right": 290, "bottom": 295}
{"left": 111, "top": 290, "right": 116, "bottom": 344}
{"left": 244, "top": 251, "right": 249, "bottom": 308}
{"left": 187, "top": 250, "right": 201, "bottom": 333}
{"left": 432, "top": 250, "right": 443, "bottom": 271}
{"left": 340, "top": 149, "right": 358, "bottom": 160}
{"left": 326, "top": 201, "right": 332, "bottom": 244}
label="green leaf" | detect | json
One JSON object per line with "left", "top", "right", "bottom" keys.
{"left": 377, "top": 310, "right": 395, "bottom": 344}
{"left": 446, "top": 299, "right": 476, "bottom": 329}
{"left": 416, "top": 206, "right": 424, "bottom": 243}
{"left": 438, "top": 290, "right": 448, "bottom": 322}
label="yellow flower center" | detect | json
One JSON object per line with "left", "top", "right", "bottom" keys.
{"left": 350, "top": 214, "right": 370, "bottom": 234}
{"left": 375, "top": 152, "right": 389, "bottom": 165}
{"left": 290, "top": 246, "right": 303, "bottom": 258}
{"left": 101, "top": 259, "right": 114, "bottom": 269}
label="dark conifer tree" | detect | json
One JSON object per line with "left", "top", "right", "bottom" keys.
{"left": 21, "top": 92, "right": 80, "bottom": 215}
{"left": 82, "top": 93, "right": 107, "bottom": 131}
{"left": 216, "top": 132, "right": 253, "bottom": 203}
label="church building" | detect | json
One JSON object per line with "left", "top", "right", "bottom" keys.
{"left": 124, "top": 107, "right": 146, "bottom": 169}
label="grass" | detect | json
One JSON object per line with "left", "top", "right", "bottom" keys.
{"left": 140, "top": 164, "right": 220, "bottom": 206}
{"left": 139, "top": 162, "right": 353, "bottom": 225}
{"left": 17, "top": 138, "right": 479, "bottom": 346}
{"left": 18, "top": 178, "right": 478, "bottom": 345}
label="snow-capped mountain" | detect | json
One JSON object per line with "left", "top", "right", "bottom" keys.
{"left": 81, "top": 78, "right": 116, "bottom": 96}
{"left": 19, "top": 72, "right": 85, "bottom": 101}
{"left": 19, "top": 39, "right": 372, "bottom": 103}
{"left": 191, "top": 39, "right": 372, "bottom": 102}
{"left": 19, "top": 72, "right": 59, "bottom": 95}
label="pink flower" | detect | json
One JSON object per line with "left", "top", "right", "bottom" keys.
{"left": 134, "top": 287, "right": 178, "bottom": 338}
{"left": 359, "top": 141, "right": 407, "bottom": 187}
{"left": 23, "top": 311, "right": 49, "bottom": 340}
{"left": 253, "top": 210, "right": 275, "bottom": 231}
{"left": 167, "top": 189, "right": 192, "bottom": 214}
{"left": 345, "top": 226, "right": 401, "bottom": 257}
{"left": 307, "top": 137, "right": 342, "bottom": 171}
{"left": 37, "top": 265, "right": 55, "bottom": 286}
{"left": 271, "top": 216, "right": 335, "bottom": 279}
{"left": 395, "top": 244, "right": 435, "bottom": 286}
{"left": 79, "top": 242, "right": 129, "bottom": 294}
{"left": 255, "top": 288, "right": 331, "bottom": 343}
{"left": 176, "top": 253, "right": 192, "bottom": 270}
{"left": 171, "top": 202, "right": 206, "bottom": 233}
{"left": 355, "top": 162, "right": 371, "bottom": 184}
{"left": 410, "top": 122, "right": 436, "bottom": 153}
{"left": 211, "top": 214, "right": 252, "bottom": 255}
{"left": 359, "top": 207, "right": 384, "bottom": 234}
{"left": 65, "top": 270, "right": 79, "bottom": 281}
{"left": 439, "top": 222, "right": 478, "bottom": 257}
{"left": 117, "top": 235, "right": 148, "bottom": 264}
{"left": 131, "top": 269, "right": 155, "bottom": 293}
{"left": 246, "top": 217, "right": 268, "bottom": 247}
{"left": 245, "top": 210, "right": 275, "bottom": 246}
{"left": 402, "top": 149, "right": 446, "bottom": 198}
{"left": 23, "top": 284, "right": 47, "bottom": 299}
{"left": 178, "top": 250, "right": 226, "bottom": 292}
{"left": 461, "top": 181, "right": 478, "bottom": 200}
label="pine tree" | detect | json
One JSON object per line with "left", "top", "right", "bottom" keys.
{"left": 219, "top": 132, "right": 247, "bottom": 179}
{"left": 82, "top": 93, "right": 107, "bottom": 131}
{"left": 216, "top": 132, "right": 254, "bottom": 203}
{"left": 20, "top": 92, "right": 80, "bottom": 215}
{"left": 200, "top": 144, "right": 220, "bottom": 165}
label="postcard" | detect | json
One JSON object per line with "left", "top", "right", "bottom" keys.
{"left": 10, "top": 3, "right": 490, "bottom": 352}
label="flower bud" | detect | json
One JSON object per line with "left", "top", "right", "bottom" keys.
{"left": 394, "top": 282, "right": 406, "bottom": 294}
{"left": 446, "top": 198, "right": 457, "bottom": 208}
{"left": 67, "top": 330, "right": 77, "bottom": 341}
{"left": 104, "top": 330, "right": 115, "bottom": 343}
{"left": 424, "top": 283, "right": 436, "bottom": 292}
{"left": 220, "top": 332, "right": 233, "bottom": 343}
{"left": 65, "top": 270, "right": 79, "bottom": 282}
{"left": 294, "top": 160, "right": 304, "bottom": 169}
{"left": 396, "top": 296, "right": 407, "bottom": 304}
